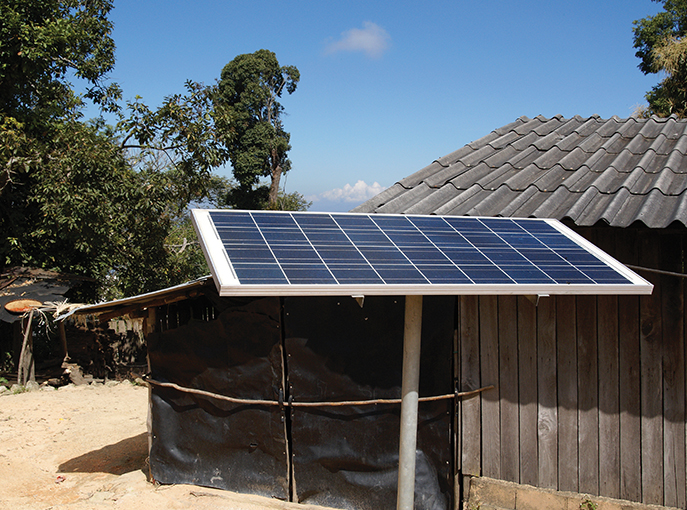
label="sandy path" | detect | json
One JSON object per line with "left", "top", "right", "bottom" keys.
{"left": 0, "top": 382, "right": 338, "bottom": 510}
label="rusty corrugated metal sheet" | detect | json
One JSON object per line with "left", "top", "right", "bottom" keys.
{"left": 353, "top": 115, "right": 687, "bottom": 228}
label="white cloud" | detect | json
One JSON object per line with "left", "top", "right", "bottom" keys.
{"left": 325, "top": 22, "right": 391, "bottom": 59}
{"left": 309, "top": 180, "right": 387, "bottom": 205}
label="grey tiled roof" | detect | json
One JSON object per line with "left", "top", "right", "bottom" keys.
{"left": 352, "top": 115, "right": 687, "bottom": 228}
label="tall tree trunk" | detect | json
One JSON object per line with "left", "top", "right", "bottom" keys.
{"left": 268, "top": 148, "right": 281, "bottom": 208}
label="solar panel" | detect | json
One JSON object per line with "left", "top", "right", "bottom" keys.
{"left": 191, "top": 209, "right": 653, "bottom": 297}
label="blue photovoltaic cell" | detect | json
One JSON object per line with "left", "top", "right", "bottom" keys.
{"left": 206, "top": 211, "right": 635, "bottom": 287}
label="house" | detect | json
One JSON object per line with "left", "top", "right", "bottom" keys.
{"left": 353, "top": 114, "right": 687, "bottom": 508}
{"left": 59, "top": 204, "right": 652, "bottom": 510}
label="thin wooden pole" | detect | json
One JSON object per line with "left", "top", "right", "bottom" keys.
{"left": 17, "top": 309, "right": 35, "bottom": 385}
{"left": 58, "top": 321, "right": 68, "bottom": 359}
{"left": 397, "top": 295, "right": 423, "bottom": 510}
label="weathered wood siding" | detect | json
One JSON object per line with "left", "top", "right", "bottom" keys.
{"left": 456, "top": 227, "right": 687, "bottom": 508}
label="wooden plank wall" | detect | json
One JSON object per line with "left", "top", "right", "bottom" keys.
{"left": 456, "top": 227, "right": 686, "bottom": 507}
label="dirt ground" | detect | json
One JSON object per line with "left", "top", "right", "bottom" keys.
{"left": 0, "top": 381, "right": 338, "bottom": 510}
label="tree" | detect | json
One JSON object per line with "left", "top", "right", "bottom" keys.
{"left": 0, "top": 0, "right": 120, "bottom": 192}
{"left": 0, "top": 0, "right": 120, "bottom": 123}
{"left": 116, "top": 81, "right": 232, "bottom": 214}
{"left": 216, "top": 49, "right": 300, "bottom": 209}
{"left": 0, "top": 2, "right": 308, "bottom": 299}
{"left": 633, "top": 0, "right": 687, "bottom": 116}
{"left": 0, "top": 0, "right": 230, "bottom": 300}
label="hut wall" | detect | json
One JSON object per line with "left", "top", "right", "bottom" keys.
{"left": 456, "top": 227, "right": 687, "bottom": 508}
{"left": 147, "top": 294, "right": 455, "bottom": 510}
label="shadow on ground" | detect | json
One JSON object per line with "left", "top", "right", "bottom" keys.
{"left": 58, "top": 432, "right": 148, "bottom": 475}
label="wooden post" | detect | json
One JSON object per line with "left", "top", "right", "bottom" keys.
{"left": 17, "top": 309, "right": 35, "bottom": 385}
{"left": 145, "top": 306, "right": 157, "bottom": 336}
{"left": 58, "top": 320, "right": 69, "bottom": 360}
{"left": 397, "top": 295, "right": 423, "bottom": 510}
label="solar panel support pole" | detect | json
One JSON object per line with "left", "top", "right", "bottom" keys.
{"left": 397, "top": 294, "right": 423, "bottom": 510}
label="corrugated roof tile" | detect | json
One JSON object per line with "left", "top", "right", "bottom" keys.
{"left": 534, "top": 115, "right": 569, "bottom": 134}
{"left": 437, "top": 144, "right": 481, "bottom": 167}
{"left": 554, "top": 131, "right": 584, "bottom": 152}
{"left": 467, "top": 186, "right": 522, "bottom": 216}
{"left": 424, "top": 162, "right": 469, "bottom": 187}
{"left": 663, "top": 149, "right": 687, "bottom": 173}
{"left": 532, "top": 146, "right": 568, "bottom": 169}
{"left": 558, "top": 147, "right": 592, "bottom": 170}
{"left": 533, "top": 187, "right": 587, "bottom": 220}
{"left": 657, "top": 116, "right": 682, "bottom": 139}
{"left": 510, "top": 131, "right": 543, "bottom": 151}
{"left": 621, "top": 190, "right": 670, "bottom": 227}
{"left": 560, "top": 167, "right": 599, "bottom": 192}
{"left": 600, "top": 132, "right": 628, "bottom": 155}
{"left": 585, "top": 148, "right": 619, "bottom": 173}
{"left": 478, "top": 164, "right": 521, "bottom": 189}
{"left": 508, "top": 145, "right": 544, "bottom": 169}
{"left": 355, "top": 115, "right": 687, "bottom": 228}
{"left": 574, "top": 116, "right": 604, "bottom": 137}
{"left": 673, "top": 124, "right": 687, "bottom": 153}
{"left": 404, "top": 185, "right": 462, "bottom": 215}
{"left": 532, "top": 130, "right": 566, "bottom": 151}
{"left": 433, "top": 185, "right": 485, "bottom": 216}
{"left": 595, "top": 117, "right": 624, "bottom": 137}
{"left": 459, "top": 143, "right": 499, "bottom": 168}
{"left": 512, "top": 164, "right": 569, "bottom": 191}
{"left": 488, "top": 130, "right": 522, "bottom": 150}
{"left": 607, "top": 149, "right": 638, "bottom": 172}
{"left": 483, "top": 145, "right": 523, "bottom": 168}
{"left": 624, "top": 133, "right": 655, "bottom": 155}
{"left": 500, "top": 186, "right": 547, "bottom": 216}
{"left": 375, "top": 182, "right": 435, "bottom": 213}
{"left": 582, "top": 167, "right": 629, "bottom": 193}
{"left": 493, "top": 117, "right": 530, "bottom": 136}
{"left": 449, "top": 162, "right": 497, "bottom": 189}
{"left": 465, "top": 131, "right": 502, "bottom": 151}
{"left": 615, "top": 117, "right": 644, "bottom": 139}
{"left": 626, "top": 167, "right": 687, "bottom": 195}
{"left": 397, "top": 162, "right": 444, "bottom": 188}
{"left": 635, "top": 118, "right": 666, "bottom": 140}
{"left": 577, "top": 132, "right": 606, "bottom": 153}
{"left": 512, "top": 116, "right": 552, "bottom": 135}
{"left": 351, "top": 183, "right": 407, "bottom": 213}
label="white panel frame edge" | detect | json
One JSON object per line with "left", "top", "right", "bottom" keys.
{"left": 191, "top": 209, "right": 654, "bottom": 297}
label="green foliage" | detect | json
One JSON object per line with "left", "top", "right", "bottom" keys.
{"left": 580, "top": 499, "right": 597, "bottom": 510}
{"left": 1, "top": 120, "right": 174, "bottom": 300}
{"left": 0, "top": 3, "right": 309, "bottom": 299}
{"left": 0, "top": 0, "right": 120, "bottom": 124}
{"left": 270, "top": 190, "right": 312, "bottom": 211}
{"left": 633, "top": 0, "right": 687, "bottom": 116}
{"left": 117, "top": 81, "right": 231, "bottom": 210}
{"left": 0, "top": 0, "right": 225, "bottom": 299}
{"left": 164, "top": 216, "right": 210, "bottom": 282}
{"left": 217, "top": 49, "right": 300, "bottom": 208}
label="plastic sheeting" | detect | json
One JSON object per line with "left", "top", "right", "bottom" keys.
{"left": 284, "top": 296, "right": 453, "bottom": 509}
{"left": 147, "top": 297, "right": 289, "bottom": 499}
{"left": 147, "top": 295, "right": 454, "bottom": 509}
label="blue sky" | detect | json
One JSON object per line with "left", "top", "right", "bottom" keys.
{"left": 100, "top": 0, "right": 663, "bottom": 211}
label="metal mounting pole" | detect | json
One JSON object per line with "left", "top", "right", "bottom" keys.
{"left": 397, "top": 295, "right": 423, "bottom": 510}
